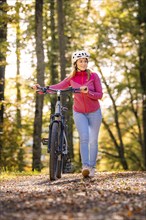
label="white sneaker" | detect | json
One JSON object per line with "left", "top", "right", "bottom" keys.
{"left": 82, "top": 166, "right": 90, "bottom": 177}
{"left": 89, "top": 167, "right": 95, "bottom": 177}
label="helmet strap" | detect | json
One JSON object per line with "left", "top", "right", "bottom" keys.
{"left": 77, "top": 68, "right": 86, "bottom": 71}
{"left": 75, "top": 63, "right": 86, "bottom": 72}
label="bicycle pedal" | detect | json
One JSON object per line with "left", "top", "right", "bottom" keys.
{"left": 63, "top": 161, "right": 72, "bottom": 173}
{"left": 42, "top": 138, "right": 49, "bottom": 145}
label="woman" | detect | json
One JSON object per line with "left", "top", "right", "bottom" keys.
{"left": 33, "top": 50, "right": 103, "bottom": 178}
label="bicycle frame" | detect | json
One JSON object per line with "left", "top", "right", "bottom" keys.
{"left": 48, "top": 90, "right": 68, "bottom": 156}
{"left": 37, "top": 86, "right": 80, "bottom": 180}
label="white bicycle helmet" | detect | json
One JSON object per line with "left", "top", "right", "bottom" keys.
{"left": 72, "top": 50, "right": 90, "bottom": 64}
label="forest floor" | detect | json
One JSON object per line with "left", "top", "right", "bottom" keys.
{"left": 0, "top": 171, "right": 146, "bottom": 220}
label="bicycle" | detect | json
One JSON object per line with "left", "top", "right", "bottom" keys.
{"left": 36, "top": 86, "right": 80, "bottom": 181}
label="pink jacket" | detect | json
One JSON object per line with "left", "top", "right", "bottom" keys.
{"left": 49, "top": 71, "right": 103, "bottom": 113}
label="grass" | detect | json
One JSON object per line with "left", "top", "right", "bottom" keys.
{"left": 0, "top": 169, "right": 49, "bottom": 181}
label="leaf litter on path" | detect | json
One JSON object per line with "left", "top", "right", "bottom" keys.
{"left": 0, "top": 171, "right": 146, "bottom": 220}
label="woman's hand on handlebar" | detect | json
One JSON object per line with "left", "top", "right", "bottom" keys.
{"left": 32, "top": 84, "right": 48, "bottom": 93}
{"left": 32, "top": 84, "right": 40, "bottom": 90}
{"left": 80, "top": 86, "right": 88, "bottom": 93}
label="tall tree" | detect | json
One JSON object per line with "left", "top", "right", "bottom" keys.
{"left": 0, "top": 0, "right": 7, "bottom": 166}
{"left": 15, "top": 1, "right": 22, "bottom": 128}
{"left": 32, "top": 0, "right": 45, "bottom": 171}
{"left": 86, "top": 0, "right": 144, "bottom": 170}
{"left": 15, "top": 1, "right": 25, "bottom": 171}
{"left": 57, "top": 0, "right": 66, "bottom": 80}
{"left": 96, "top": 63, "right": 128, "bottom": 170}
{"left": 56, "top": 0, "right": 74, "bottom": 159}
{"left": 47, "top": 0, "right": 59, "bottom": 112}
{"left": 138, "top": 0, "right": 146, "bottom": 169}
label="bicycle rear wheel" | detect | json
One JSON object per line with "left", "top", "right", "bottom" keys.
{"left": 50, "top": 122, "right": 60, "bottom": 180}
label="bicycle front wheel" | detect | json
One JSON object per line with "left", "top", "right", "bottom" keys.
{"left": 56, "top": 154, "right": 63, "bottom": 179}
{"left": 56, "top": 136, "right": 65, "bottom": 179}
{"left": 49, "top": 123, "right": 59, "bottom": 180}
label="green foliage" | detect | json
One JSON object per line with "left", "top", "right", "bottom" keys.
{"left": 1, "top": 0, "right": 145, "bottom": 172}
{"left": 85, "top": 0, "right": 144, "bottom": 170}
{"left": 1, "top": 116, "right": 24, "bottom": 171}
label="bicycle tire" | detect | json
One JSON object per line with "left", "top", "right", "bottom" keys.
{"left": 56, "top": 155, "right": 63, "bottom": 179}
{"left": 49, "top": 122, "right": 60, "bottom": 181}
{"left": 56, "top": 134, "right": 65, "bottom": 178}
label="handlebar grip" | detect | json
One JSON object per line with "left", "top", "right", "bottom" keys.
{"left": 73, "top": 88, "right": 81, "bottom": 92}
{"left": 34, "top": 86, "right": 48, "bottom": 93}
{"left": 40, "top": 87, "right": 47, "bottom": 93}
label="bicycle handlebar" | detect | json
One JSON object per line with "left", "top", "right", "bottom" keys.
{"left": 36, "top": 86, "right": 81, "bottom": 94}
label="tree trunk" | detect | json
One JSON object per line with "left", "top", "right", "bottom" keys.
{"left": 16, "top": 1, "right": 22, "bottom": 129}
{"left": 15, "top": 1, "right": 25, "bottom": 171}
{"left": 56, "top": 0, "right": 74, "bottom": 159}
{"left": 0, "top": 0, "right": 7, "bottom": 165}
{"left": 48, "top": 0, "right": 59, "bottom": 113}
{"left": 138, "top": 0, "right": 146, "bottom": 170}
{"left": 96, "top": 63, "right": 128, "bottom": 170}
{"left": 32, "top": 0, "right": 45, "bottom": 171}
{"left": 57, "top": 0, "right": 66, "bottom": 80}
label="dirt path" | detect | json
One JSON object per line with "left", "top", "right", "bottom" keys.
{"left": 0, "top": 171, "right": 146, "bottom": 220}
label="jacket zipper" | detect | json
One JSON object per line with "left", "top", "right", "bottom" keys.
{"left": 82, "top": 72, "right": 87, "bottom": 112}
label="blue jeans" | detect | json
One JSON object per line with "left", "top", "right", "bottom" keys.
{"left": 73, "top": 109, "right": 102, "bottom": 168}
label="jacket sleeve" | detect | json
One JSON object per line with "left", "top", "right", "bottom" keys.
{"left": 87, "top": 73, "right": 103, "bottom": 100}
{"left": 47, "top": 77, "right": 71, "bottom": 90}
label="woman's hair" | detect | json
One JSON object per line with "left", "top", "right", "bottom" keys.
{"left": 69, "top": 62, "right": 92, "bottom": 80}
